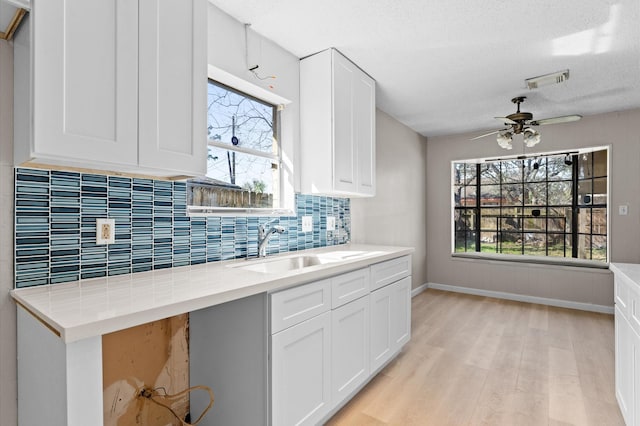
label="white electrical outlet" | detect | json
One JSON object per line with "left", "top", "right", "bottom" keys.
{"left": 326, "top": 216, "right": 336, "bottom": 231}
{"left": 96, "top": 218, "right": 115, "bottom": 245}
{"left": 302, "top": 216, "right": 313, "bottom": 232}
{"left": 619, "top": 205, "right": 629, "bottom": 216}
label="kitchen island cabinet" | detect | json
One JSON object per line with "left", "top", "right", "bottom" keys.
{"left": 611, "top": 263, "right": 640, "bottom": 426}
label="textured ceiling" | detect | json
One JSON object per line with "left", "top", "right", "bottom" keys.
{"left": 209, "top": 0, "right": 640, "bottom": 138}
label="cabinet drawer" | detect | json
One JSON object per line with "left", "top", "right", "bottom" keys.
{"left": 271, "top": 279, "right": 332, "bottom": 334}
{"left": 332, "top": 268, "right": 370, "bottom": 308}
{"left": 370, "top": 255, "right": 411, "bottom": 291}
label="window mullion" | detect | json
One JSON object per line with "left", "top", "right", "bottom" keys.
{"left": 475, "top": 163, "right": 481, "bottom": 252}
{"left": 571, "top": 155, "right": 579, "bottom": 258}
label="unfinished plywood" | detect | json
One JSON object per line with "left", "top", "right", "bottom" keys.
{"left": 102, "top": 314, "right": 189, "bottom": 426}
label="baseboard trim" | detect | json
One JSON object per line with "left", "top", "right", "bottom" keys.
{"left": 426, "top": 282, "right": 614, "bottom": 314}
{"left": 411, "top": 283, "right": 429, "bottom": 298}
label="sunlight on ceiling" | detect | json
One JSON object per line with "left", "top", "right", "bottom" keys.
{"left": 552, "top": 4, "right": 619, "bottom": 56}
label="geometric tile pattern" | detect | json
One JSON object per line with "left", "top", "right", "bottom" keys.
{"left": 15, "top": 168, "right": 350, "bottom": 288}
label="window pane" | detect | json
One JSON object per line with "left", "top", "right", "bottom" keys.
{"left": 546, "top": 156, "right": 573, "bottom": 181}
{"left": 207, "top": 81, "right": 275, "bottom": 154}
{"left": 453, "top": 163, "right": 465, "bottom": 185}
{"left": 592, "top": 177, "right": 607, "bottom": 200}
{"left": 480, "top": 185, "right": 501, "bottom": 206}
{"left": 501, "top": 215, "right": 521, "bottom": 232}
{"left": 480, "top": 163, "right": 500, "bottom": 185}
{"left": 524, "top": 157, "right": 546, "bottom": 182}
{"left": 577, "top": 208, "right": 592, "bottom": 233}
{"left": 592, "top": 208, "right": 607, "bottom": 235}
{"left": 524, "top": 234, "right": 546, "bottom": 256}
{"left": 592, "top": 235, "right": 607, "bottom": 261}
{"left": 524, "top": 182, "right": 547, "bottom": 205}
{"left": 207, "top": 146, "right": 278, "bottom": 195}
{"left": 501, "top": 161, "right": 522, "bottom": 183}
{"left": 454, "top": 209, "right": 475, "bottom": 231}
{"left": 593, "top": 150, "right": 607, "bottom": 177}
{"left": 502, "top": 183, "right": 523, "bottom": 206}
{"left": 578, "top": 234, "right": 592, "bottom": 260}
{"left": 480, "top": 208, "right": 500, "bottom": 231}
{"left": 548, "top": 181, "right": 572, "bottom": 205}
{"left": 547, "top": 234, "right": 570, "bottom": 257}
{"left": 548, "top": 207, "right": 570, "bottom": 232}
{"left": 500, "top": 233, "right": 522, "bottom": 254}
{"left": 454, "top": 185, "right": 477, "bottom": 207}
{"left": 578, "top": 152, "right": 592, "bottom": 179}
{"left": 578, "top": 180, "right": 593, "bottom": 205}
{"left": 455, "top": 231, "right": 476, "bottom": 252}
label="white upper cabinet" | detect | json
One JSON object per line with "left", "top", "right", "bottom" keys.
{"left": 138, "top": 0, "right": 207, "bottom": 175}
{"left": 300, "top": 48, "right": 376, "bottom": 197}
{"left": 14, "top": 0, "right": 207, "bottom": 177}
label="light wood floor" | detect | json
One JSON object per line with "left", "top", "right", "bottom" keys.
{"left": 327, "top": 289, "right": 624, "bottom": 426}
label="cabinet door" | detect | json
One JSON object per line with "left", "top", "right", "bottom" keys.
{"left": 634, "top": 329, "right": 640, "bottom": 426}
{"left": 332, "top": 51, "right": 356, "bottom": 193}
{"left": 332, "top": 296, "right": 369, "bottom": 406}
{"left": 391, "top": 276, "right": 412, "bottom": 348}
{"left": 272, "top": 311, "right": 332, "bottom": 426}
{"left": 615, "top": 307, "right": 635, "bottom": 426}
{"left": 353, "top": 67, "right": 375, "bottom": 196}
{"left": 138, "top": 0, "right": 207, "bottom": 175}
{"left": 370, "top": 283, "right": 393, "bottom": 373}
{"left": 370, "top": 277, "right": 412, "bottom": 373}
{"left": 32, "top": 0, "right": 138, "bottom": 166}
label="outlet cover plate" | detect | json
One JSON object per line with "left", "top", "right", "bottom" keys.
{"left": 302, "top": 216, "right": 313, "bottom": 232}
{"left": 96, "top": 218, "right": 115, "bottom": 245}
{"left": 326, "top": 216, "right": 336, "bottom": 231}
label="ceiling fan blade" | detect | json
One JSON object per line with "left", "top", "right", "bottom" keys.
{"left": 530, "top": 115, "right": 582, "bottom": 126}
{"left": 495, "top": 116, "right": 517, "bottom": 125}
{"left": 470, "top": 129, "right": 503, "bottom": 141}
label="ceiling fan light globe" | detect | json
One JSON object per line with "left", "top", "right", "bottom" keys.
{"left": 523, "top": 128, "right": 541, "bottom": 147}
{"left": 496, "top": 131, "right": 513, "bottom": 149}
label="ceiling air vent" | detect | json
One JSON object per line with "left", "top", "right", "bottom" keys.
{"left": 525, "top": 69, "right": 570, "bottom": 90}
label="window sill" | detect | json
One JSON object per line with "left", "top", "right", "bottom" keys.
{"left": 187, "top": 205, "right": 295, "bottom": 217}
{"left": 451, "top": 252, "right": 609, "bottom": 270}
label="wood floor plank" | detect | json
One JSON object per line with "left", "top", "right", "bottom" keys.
{"left": 326, "top": 289, "right": 625, "bottom": 426}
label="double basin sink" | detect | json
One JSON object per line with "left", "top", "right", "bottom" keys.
{"left": 229, "top": 250, "right": 378, "bottom": 274}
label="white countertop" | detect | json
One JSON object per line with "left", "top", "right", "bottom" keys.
{"left": 11, "top": 244, "right": 413, "bottom": 343}
{"left": 610, "top": 263, "right": 640, "bottom": 288}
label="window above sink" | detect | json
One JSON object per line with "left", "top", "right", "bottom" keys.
{"left": 188, "top": 65, "right": 295, "bottom": 217}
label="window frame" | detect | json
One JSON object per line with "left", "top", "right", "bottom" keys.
{"left": 187, "top": 65, "right": 295, "bottom": 216}
{"left": 451, "top": 146, "right": 610, "bottom": 268}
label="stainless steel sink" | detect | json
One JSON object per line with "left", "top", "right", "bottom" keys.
{"left": 229, "top": 250, "right": 382, "bottom": 274}
{"left": 231, "top": 255, "right": 329, "bottom": 274}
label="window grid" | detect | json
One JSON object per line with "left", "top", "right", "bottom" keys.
{"left": 454, "top": 150, "right": 607, "bottom": 263}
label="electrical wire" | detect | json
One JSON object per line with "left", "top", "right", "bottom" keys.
{"left": 140, "top": 385, "right": 214, "bottom": 426}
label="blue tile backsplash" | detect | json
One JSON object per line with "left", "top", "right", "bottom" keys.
{"left": 14, "top": 168, "right": 350, "bottom": 288}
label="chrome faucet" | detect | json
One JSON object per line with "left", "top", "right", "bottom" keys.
{"left": 258, "top": 220, "right": 286, "bottom": 257}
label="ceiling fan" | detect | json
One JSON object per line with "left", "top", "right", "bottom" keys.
{"left": 471, "top": 96, "right": 582, "bottom": 150}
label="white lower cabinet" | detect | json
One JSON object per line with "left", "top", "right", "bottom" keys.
{"left": 271, "top": 311, "right": 332, "bottom": 426}
{"left": 332, "top": 295, "right": 370, "bottom": 405}
{"left": 615, "top": 307, "right": 634, "bottom": 425}
{"left": 370, "top": 276, "right": 411, "bottom": 373}
{"left": 612, "top": 265, "right": 640, "bottom": 426}
{"left": 270, "top": 255, "right": 412, "bottom": 425}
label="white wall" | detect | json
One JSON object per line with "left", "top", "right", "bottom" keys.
{"left": 0, "top": 38, "right": 17, "bottom": 424}
{"left": 426, "top": 109, "right": 640, "bottom": 309}
{"left": 351, "top": 109, "right": 428, "bottom": 288}
{"left": 207, "top": 4, "right": 301, "bottom": 194}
